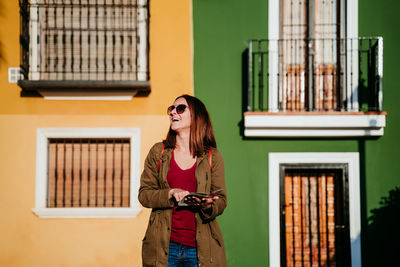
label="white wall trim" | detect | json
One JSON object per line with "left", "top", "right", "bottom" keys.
{"left": 244, "top": 114, "right": 386, "bottom": 137}
{"left": 347, "top": 0, "right": 358, "bottom": 39}
{"left": 33, "top": 128, "right": 142, "bottom": 218}
{"left": 43, "top": 96, "right": 133, "bottom": 101}
{"left": 32, "top": 208, "right": 141, "bottom": 219}
{"left": 268, "top": 0, "right": 279, "bottom": 112}
{"left": 137, "top": 0, "right": 148, "bottom": 81}
{"left": 347, "top": 0, "right": 359, "bottom": 110}
{"left": 377, "top": 37, "right": 383, "bottom": 111}
{"left": 268, "top": 153, "right": 362, "bottom": 267}
{"left": 30, "top": 0, "right": 40, "bottom": 80}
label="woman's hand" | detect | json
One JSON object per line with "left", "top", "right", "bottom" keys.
{"left": 186, "top": 196, "right": 219, "bottom": 211}
{"left": 200, "top": 196, "right": 219, "bottom": 210}
{"left": 169, "top": 188, "right": 190, "bottom": 202}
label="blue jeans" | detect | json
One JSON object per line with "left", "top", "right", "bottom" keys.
{"left": 167, "top": 241, "right": 198, "bottom": 267}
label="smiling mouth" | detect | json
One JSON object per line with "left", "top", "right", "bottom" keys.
{"left": 172, "top": 118, "right": 179, "bottom": 122}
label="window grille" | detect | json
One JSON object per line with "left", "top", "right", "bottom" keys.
{"left": 280, "top": 167, "right": 351, "bottom": 267}
{"left": 18, "top": 0, "right": 149, "bottom": 96}
{"left": 47, "top": 138, "right": 130, "bottom": 208}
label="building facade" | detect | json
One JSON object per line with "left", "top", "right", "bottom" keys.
{"left": 193, "top": 0, "right": 398, "bottom": 266}
{"left": 0, "top": 0, "right": 399, "bottom": 266}
{"left": 0, "top": 0, "right": 193, "bottom": 266}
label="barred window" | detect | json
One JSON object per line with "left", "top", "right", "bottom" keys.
{"left": 19, "top": 0, "right": 149, "bottom": 97}
{"left": 48, "top": 139, "right": 131, "bottom": 208}
{"left": 33, "top": 128, "right": 141, "bottom": 218}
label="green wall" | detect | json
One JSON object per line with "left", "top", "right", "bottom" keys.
{"left": 358, "top": 0, "right": 400, "bottom": 214}
{"left": 193, "top": 0, "right": 400, "bottom": 266}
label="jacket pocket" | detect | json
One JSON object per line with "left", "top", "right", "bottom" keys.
{"left": 142, "top": 239, "right": 156, "bottom": 266}
{"left": 142, "top": 212, "right": 156, "bottom": 241}
{"left": 209, "top": 221, "right": 224, "bottom": 247}
{"left": 207, "top": 221, "right": 227, "bottom": 267}
{"left": 142, "top": 212, "right": 159, "bottom": 265}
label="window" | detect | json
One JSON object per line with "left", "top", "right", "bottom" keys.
{"left": 18, "top": 0, "right": 149, "bottom": 98}
{"left": 269, "top": 0, "right": 358, "bottom": 112}
{"left": 33, "top": 128, "right": 141, "bottom": 218}
{"left": 269, "top": 153, "right": 361, "bottom": 267}
{"left": 47, "top": 138, "right": 131, "bottom": 208}
{"left": 244, "top": 1, "right": 386, "bottom": 137}
{"left": 280, "top": 0, "right": 341, "bottom": 111}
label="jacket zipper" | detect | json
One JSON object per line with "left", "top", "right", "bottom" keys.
{"left": 208, "top": 223, "right": 213, "bottom": 263}
{"left": 160, "top": 157, "right": 172, "bottom": 266}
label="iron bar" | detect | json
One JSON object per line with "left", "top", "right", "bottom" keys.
{"left": 258, "top": 41, "right": 264, "bottom": 111}
{"left": 247, "top": 40, "right": 252, "bottom": 111}
{"left": 47, "top": 138, "right": 129, "bottom": 208}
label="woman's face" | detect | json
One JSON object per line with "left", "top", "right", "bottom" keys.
{"left": 169, "top": 97, "right": 191, "bottom": 133}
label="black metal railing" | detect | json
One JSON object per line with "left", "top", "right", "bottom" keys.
{"left": 247, "top": 37, "right": 383, "bottom": 112}
{"left": 19, "top": 0, "right": 148, "bottom": 87}
{"left": 19, "top": 0, "right": 30, "bottom": 79}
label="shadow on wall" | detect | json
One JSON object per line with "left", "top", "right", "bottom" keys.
{"left": 237, "top": 49, "right": 249, "bottom": 138}
{"left": 364, "top": 186, "right": 400, "bottom": 267}
{"left": 0, "top": 41, "right": 5, "bottom": 65}
{"left": 0, "top": 1, "right": 4, "bottom": 68}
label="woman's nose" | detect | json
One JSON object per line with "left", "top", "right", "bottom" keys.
{"left": 169, "top": 108, "right": 177, "bottom": 116}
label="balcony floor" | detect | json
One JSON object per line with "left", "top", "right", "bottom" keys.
{"left": 244, "top": 111, "right": 387, "bottom": 137}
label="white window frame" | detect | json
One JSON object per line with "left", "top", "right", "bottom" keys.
{"left": 268, "top": 152, "right": 362, "bottom": 267}
{"left": 268, "top": 0, "right": 358, "bottom": 112}
{"left": 33, "top": 128, "right": 142, "bottom": 218}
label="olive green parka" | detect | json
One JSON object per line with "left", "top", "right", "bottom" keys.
{"left": 138, "top": 142, "right": 227, "bottom": 267}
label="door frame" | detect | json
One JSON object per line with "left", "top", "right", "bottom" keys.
{"left": 268, "top": 153, "right": 362, "bottom": 267}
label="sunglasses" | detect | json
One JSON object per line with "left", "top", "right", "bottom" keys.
{"left": 167, "top": 104, "right": 187, "bottom": 115}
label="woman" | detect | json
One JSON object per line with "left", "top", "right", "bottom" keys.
{"left": 139, "top": 95, "right": 227, "bottom": 267}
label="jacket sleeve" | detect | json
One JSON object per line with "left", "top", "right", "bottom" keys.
{"left": 138, "top": 143, "right": 174, "bottom": 209}
{"left": 199, "top": 148, "right": 227, "bottom": 222}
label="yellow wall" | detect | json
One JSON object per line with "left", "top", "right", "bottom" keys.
{"left": 0, "top": 0, "right": 193, "bottom": 266}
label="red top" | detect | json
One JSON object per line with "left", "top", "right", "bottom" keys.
{"left": 167, "top": 151, "right": 197, "bottom": 247}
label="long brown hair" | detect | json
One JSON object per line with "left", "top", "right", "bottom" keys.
{"left": 164, "top": 94, "right": 217, "bottom": 156}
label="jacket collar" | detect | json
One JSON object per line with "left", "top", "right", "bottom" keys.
{"left": 161, "top": 147, "right": 206, "bottom": 165}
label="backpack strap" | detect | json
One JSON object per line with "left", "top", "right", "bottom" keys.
{"left": 208, "top": 147, "right": 213, "bottom": 171}
{"left": 157, "top": 144, "right": 165, "bottom": 171}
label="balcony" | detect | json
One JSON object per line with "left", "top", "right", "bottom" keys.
{"left": 18, "top": 0, "right": 149, "bottom": 99}
{"left": 244, "top": 37, "right": 387, "bottom": 137}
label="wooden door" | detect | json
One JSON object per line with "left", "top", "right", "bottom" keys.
{"left": 280, "top": 167, "right": 351, "bottom": 267}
